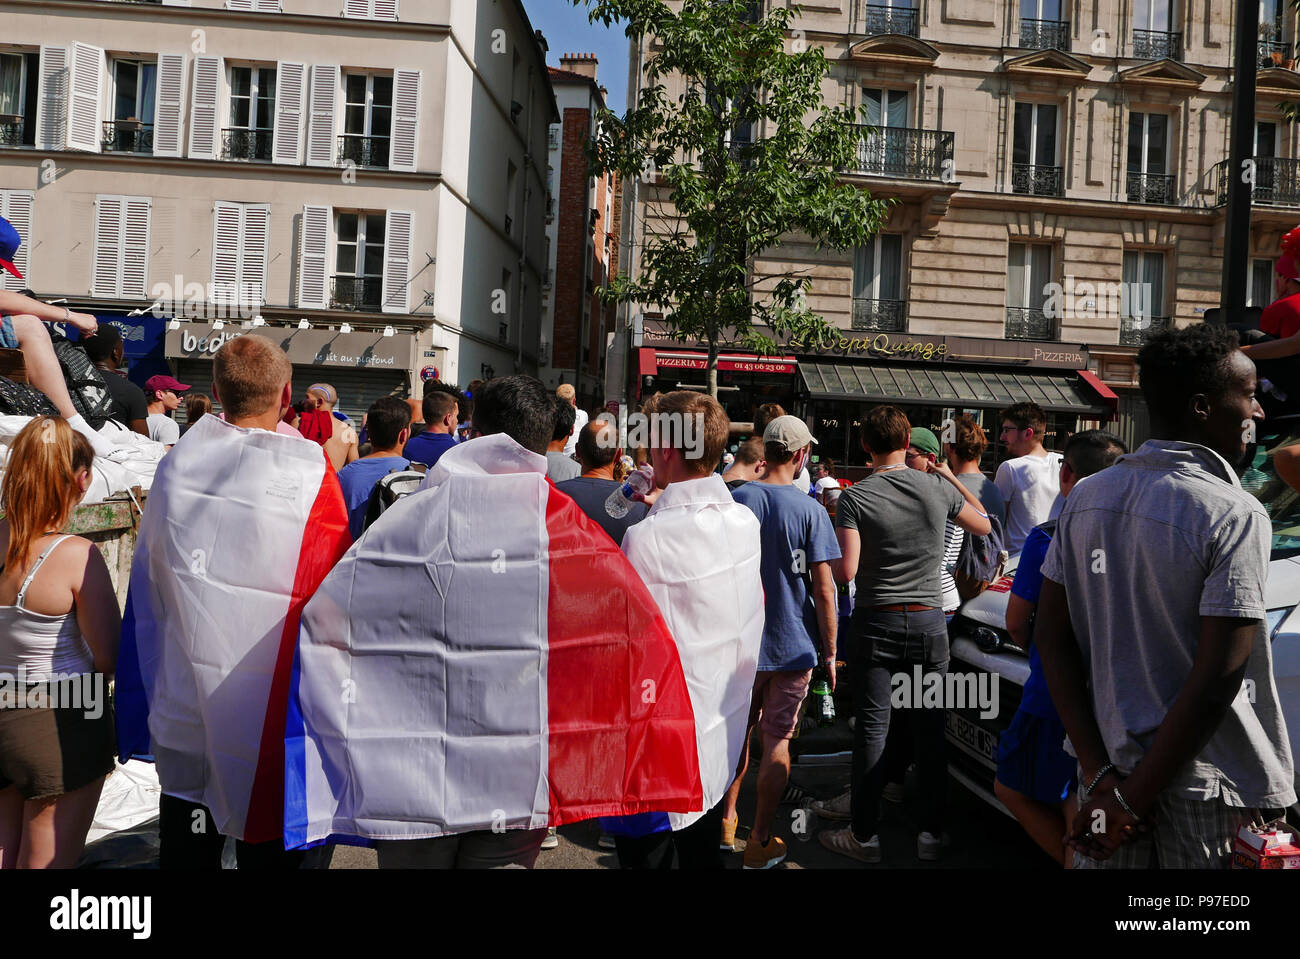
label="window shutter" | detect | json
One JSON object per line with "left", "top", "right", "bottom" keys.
{"left": 121, "top": 197, "right": 152, "bottom": 298}
{"left": 297, "top": 205, "right": 330, "bottom": 309}
{"left": 0, "top": 192, "right": 34, "bottom": 292}
{"left": 254, "top": 0, "right": 281, "bottom": 10}
{"left": 373, "top": 0, "right": 398, "bottom": 19}
{"left": 273, "top": 61, "right": 307, "bottom": 165}
{"left": 382, "top": 210, "right": 413, "bottom": 315}
{"left": 161, "top": 0, "right": 191, "bottom": 7}
{"left": 242, "top": 205, "right": 270, "bottom": 307}
{"left": 390, "top": 69, "right": 420, "bottom": 172}
{"left": 211, "top": 202, "right": 242, "bottom": 306}
{"left": 153, "top": 54, "right": 186, "bottom": 158}
{"left": 343, "top": 0, "right": 370, "bottom": 17}
{"left": 66, "top": 42, "right": 104, "bottom": 153}
{"left": 188, "top": 56, "right": 222, "bottom": 160}
{"left": 226, "top": 0, "right": 255, "bottom": 10}
{"left": 36, "top": 46, "right": 68, "bottom": 151}
{"left": 92, "top": 196, "right": 124, "bottom": 297}
{"left": 306, "top": 65, "right": 339, "bottom": 167}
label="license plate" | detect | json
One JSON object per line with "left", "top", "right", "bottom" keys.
{"left": 945, "top": 711, "right": 997, "bottom": 764}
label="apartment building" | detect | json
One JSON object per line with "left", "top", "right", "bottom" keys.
{"left": 0, "top": 0, "right": 555, "bottom": 417}
{"left": 624, "top": 0, "right": 1296, "bottom": 468}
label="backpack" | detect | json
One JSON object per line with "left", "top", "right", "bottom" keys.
{"left": 953, "top": 503, "right": 1010, "bottom": 602}
{"left": 362, "top": 466, "right": 426, "bottom": 532}
{"left": 48, "top": 332, "right": 114, "bottom": 430}
{"left": 0, "top": 375, "right": 60, "bottom": 418}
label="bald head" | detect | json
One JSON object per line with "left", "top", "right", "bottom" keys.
{"left": 213, "top": 334, "right": 292, "bottom": 421}
{"left": 576, "top": 417, "right": 620, "bottom": 476}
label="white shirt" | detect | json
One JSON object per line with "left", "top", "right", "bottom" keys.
{"left": 814, "top": 476, "right": 841, "bottom": 502}
{"left": 994, "top": 451, "right": 1063, "bottom": 553}
{"left": 563, "top": 407, "right": 589, "bottom": 458}
{"left": 148, "top": 412, "right": 180, "bottom": 447}
{"left": 795, "top": 465, "right": 812, "bottom": 495}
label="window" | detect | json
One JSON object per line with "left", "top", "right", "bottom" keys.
{"left": 1121, "top": 251, "right": 1167, "bottom": 344}
{"left": 0, "top": 52, "right": 39, "bottom": 147}
{"left": 1012, "top": 102, "right": 1060, "bottom": 195}
{"left": 852, "top": 234, "right": 905, "bottom": 331}
{"left": 224, "top": 66, "right": 276, "bottom": 161}
{"left": 107, "top": 59, "right": 157, "bottom": 154}
{"left": 1020, "top": 0, "right": 1068, "bottom": 51}
{"left": 1132, "top": 0, "right": 1179, "bottom": 59}
{"left": 341, "top": 73, "right": 392, "bottom": 168}
{"left": 1006, "top": 242, "right": 1054, "bottom": 340}
{"left": 1251, "top": 258, "right": 1276, "bottom": 308}
{"left": 548, "top": 124, "right": 560, "bottom": 151}
{"left": 0, "top": 191, "right": 32, "bottom": 290}
{"left": 332, "top": 212, "right": 385, "bottom": 310}
{"left": 1127, "top": 112, "right": 1173, "bottom": 204}
{"left": 857, "top": 88, "right": 909, "bottom": 174}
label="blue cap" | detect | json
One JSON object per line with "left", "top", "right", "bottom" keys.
{"left": 0, "top": 216, "right": 22, "bottom": 280}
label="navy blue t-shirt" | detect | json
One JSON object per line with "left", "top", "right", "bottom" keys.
{"left": 404, "top": 430, "right": 457, "bottom": 468}
{"left": 732, "top": 482, "right": 841, "bottom": 671}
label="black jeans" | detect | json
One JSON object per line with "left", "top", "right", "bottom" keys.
{"left": 614, "top": 802, "right": 725, "bottom": 870}
{"left": 158, "top": 794, "right": 328, "bottom": 869}
{"left": 848, "top": 607, "right": 950, "bottom": 840}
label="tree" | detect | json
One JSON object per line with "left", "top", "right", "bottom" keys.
{"left": 576, "top": 0, "right": 893, "bottom": 398}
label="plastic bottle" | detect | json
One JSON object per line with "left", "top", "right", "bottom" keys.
{"left": 811, "top": 665, "right": 836, "bottom": 727}
{"left": 605, "top": 465, "right": 655, "bottom": 519}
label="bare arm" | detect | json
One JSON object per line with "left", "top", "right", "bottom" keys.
{"left": 72, "top": 541, "right": 121, "bottom": 675}
{"left": 1242, "top": 337, "right": 1300, "bottom": 361}
{"left": 1004, "top": 593, "right": 1035, "bottom": 651}
{"left": 128, "top": 417, "right": 149, "bottom": 437}
{"left": 810, "top": 561, "right": 838, "bottom": 689}
{"left": 0, "top": 291, "right": 98, "bottom": 334}
{"left": 834, "top": 526, "right": 860, "bottom": 585}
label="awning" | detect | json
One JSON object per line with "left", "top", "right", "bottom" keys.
{"left": 800, "top": 361, "right": 1112, "bottom": 416}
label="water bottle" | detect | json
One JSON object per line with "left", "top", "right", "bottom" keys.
{"left": 811, "top": 665, "right": 835, "bottom": 727}
{"left": 605, "top": 465, "right": 654, "bottom": 519}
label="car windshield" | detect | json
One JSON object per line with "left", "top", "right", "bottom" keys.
{"left": 1243, "top": 421, "right": 1300, "bottom": 561}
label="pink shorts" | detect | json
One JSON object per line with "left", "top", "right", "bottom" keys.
{"left": 748, "top": 669, "right": 813, "bottom": 741}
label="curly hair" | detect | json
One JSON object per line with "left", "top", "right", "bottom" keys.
{"left": 1138, "top": 323, "right": 1241, "bottom": 426}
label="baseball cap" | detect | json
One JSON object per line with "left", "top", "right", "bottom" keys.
{"left": 0, "top": 216, "right": 23, "bottom": 280}
{"left": 909, "top": 427, "right": 941, "bottom": 458}
{"left": 764, "top": 415, "right": 818, "bottom": 452}
{"left": 146, "top": 374, "right": 191, "bottom": 395}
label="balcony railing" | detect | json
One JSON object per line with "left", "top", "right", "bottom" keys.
{"left": 851, "top": 298, "right": 907, "bottom": 332}
{"left": 337, "top": 134, "right": 389, "bottom": 169}
{"left": 1005, "top": 307, "right": 1055, "bottom": 341}
{"left": 845, "top": 126, "right": 955, "bottom": 180}
{"left": 1119, "top": 314, "right": 1170, "bottom": 346}
{"left": 221, "top": 127, "right": 273, "bottom": 162}
{"left": 0, "top": 117, "right": 23, "bottom": 146}
{"left": 1259, "top": 38, "right": 1295, "bottom": 69}
{"left": 1020, "top": 18, "right": 1070, "bottom": 51}
{"left": 330, "top": 275, "right": 383, "bottom": 311}
{"left": 1012, "top": 163, "right": 1064, "bottom": 197}
{"left": 860, "top": 3, "right": 918, "bottom": 37}
{"left": 102, "top": 120, "right": 153, "bottom": 154}
{"left": 1132, "top": 28, "right": 1182, "bottom": 61}
{"left": 1126, "top": 171, "right": 1176, "bottom": 205}
{"left": 1214, "top": 157, "right": 1300, "bottom": 207}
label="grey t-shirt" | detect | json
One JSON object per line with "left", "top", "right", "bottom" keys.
{"left": 835, "top": 469, "right": 965, "bottom": 609}
{"left": 957, "top": 472, "right": 1007, "bottom": 528}
{"left": 1041, "top": 440, "right": 1296, "bottom": 808}
{"left": 545, "top": 451, "right": 580, "bottom": 483}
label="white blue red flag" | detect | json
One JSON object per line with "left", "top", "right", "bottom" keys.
{"left": 115, "top": 414, "right": 351, "bottom": 843}
{"left": 284, "top": 434, "right": 704, "bottom": 848}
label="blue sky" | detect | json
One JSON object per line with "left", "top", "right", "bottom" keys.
{"left": 524, "top": 1, "right": 633, "bottom": 113}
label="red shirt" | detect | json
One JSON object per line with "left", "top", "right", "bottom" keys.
{"left": 1261, "top": 292, "right": 1300, "bottom": 338}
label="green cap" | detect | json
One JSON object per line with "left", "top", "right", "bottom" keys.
{"left": 909, "top": 427, "right": 941, "bottom": 458}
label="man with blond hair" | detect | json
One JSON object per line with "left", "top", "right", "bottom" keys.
{"left": 557, "top": 382, "right": 588, "bottom": 458}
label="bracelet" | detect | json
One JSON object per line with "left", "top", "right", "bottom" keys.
{"left": 1083, "top": 763, "right": 1115, "bottom": 798}
{"left": 1113, "top": 786, "right": 1143, "bottom": 823}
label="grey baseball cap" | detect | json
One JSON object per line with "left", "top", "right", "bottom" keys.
{"left": 764, "top": 415, "right": 817, "bottom": 452}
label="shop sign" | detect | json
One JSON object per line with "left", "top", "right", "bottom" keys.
{"left": 166, "top": 322, "right": 417, "bottom": 371}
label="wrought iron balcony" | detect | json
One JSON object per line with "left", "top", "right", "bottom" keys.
{"left": 1005, "top": 307, "right": 1055, "bottom": 341}
{"left": 1126, "top": 171, "right": 1176, "bottom": 205}
{"left": 1132, "top": 29, "right": 1182, "bottom": 61}
{"left": 337, "top": 134, "right": 389, "bottom": 169}
{"left": 221, "top": 128, "right": 273, "bottom": 161}
{"left": 1020, "top": 18, "right": 1070, "bottom": 51}
{"left": 102, "top": 119, "right": 153, "bottom": 154}
{"left": 860, "top": 3, "right": 918, "bottom": 37}
{"left": 0, "top": 117, "right": 23, "bottom": 146}
{"left": 1120, "top": 314, "right": 1169, "bottom": 346}
{"left": 1012, "top": 163, "right": 1064, "bottom": 197}
{"left": 851, "top": 298, "right": 907, "bottom": 333}
{"left": 330, "top": 275, "right": 383, "bottom": 311}
{"left": 1259, "top": 38, "right": 1294, "bottom": 69}
{"left": 845, "top": 126, "right": 955, "bottom": 181}
{"left": 1214, "top": 157, "right": 1300, "bottom": 207}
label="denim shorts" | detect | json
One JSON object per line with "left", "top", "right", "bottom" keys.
{"left": 0, "top": 314, "right": 18, "bottom": 350}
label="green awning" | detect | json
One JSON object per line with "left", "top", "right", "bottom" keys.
{"left": 799, "top": 361, "right": 1108, "bottom": 415}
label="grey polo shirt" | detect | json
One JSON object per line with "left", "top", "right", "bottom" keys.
{"left": 1041, "top": 439, "right": 1296, "bottom": 808}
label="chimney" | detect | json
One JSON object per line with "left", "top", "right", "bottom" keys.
{"left": 559, "top": 52, "right": 599, "bottom": 81}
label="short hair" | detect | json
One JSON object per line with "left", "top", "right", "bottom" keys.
{"left": 754, "top": 402, "right": 786, "bottom": 436}
{"left": 819, "top": 457, "right": 836, "bottom": 476}
{"left": 185, "top": 393, "right": 212, "bottom": 424}
{"left": 1063, "top": 429, "right": 1127, "bottom": 479}
{"left": 764, "top": 441, "right": 797, "bottom": 467}
{"left": 645, "top": 390, "right": 730, "bottom": 477}
{"left": 82, "top": 324, "right": 122, "bottom": 364}
{"left": 552, "top": 395, "right": 576, "bottom": 441}
{"left": 734, "top": 436, "right": 764, "bottom": 466}
{"left": 366, "top": 395, "right": 412, "bottom": 450}
{"left": 213, "top": 334, "right": 291, "bottom": 420}
{"left": 422, "top": 381, "right": 460, "bottom": 425}
{"left": 576, "top": 419, "right": 618, "bottom": 470}
{"left": 556, "top": 383, "right": 576, "bottom": 403}
{"left": 860, "top": 405, "right": 911, "bottom": 455}
{"left": 472, "top": 375, "right": 556, "bottom": 455}
{"left": 947, "top": 413, "right": 988, "bottom": 462}
{"left": 1000, "top": 402, "right": 1047, "bottom": 435}
{"left": 1138, "top": 324, "right": 1241, "bottom": 427}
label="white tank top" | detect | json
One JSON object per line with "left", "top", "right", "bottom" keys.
{"left": 0, "top": 536, "right": 95, "bottom": 679}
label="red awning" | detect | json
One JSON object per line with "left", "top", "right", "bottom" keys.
{"left": 638, "top": 347, "right": 659, "bottom": 377}
{"left": 1076, "top": 369, "right": 1119, "bottom": 419}
{"left": 654, "top": 351, "right": 797, "bottom": 375}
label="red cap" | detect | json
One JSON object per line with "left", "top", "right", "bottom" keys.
{"left": 145, "top": 374, "right": 191, "bottom": 395}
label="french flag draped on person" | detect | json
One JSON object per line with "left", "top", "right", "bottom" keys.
{"left": 284, "top": 433, "right": 704, "bottom": 848}
{"left": 115, "top": 414, "right": 351, "bottom": 843}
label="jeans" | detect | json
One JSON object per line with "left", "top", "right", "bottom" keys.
{"left": 159, "top": 794, "right": 330, "bottom": 869}
{"left": 848, "top": 607, "right": 950, "bottom": 840}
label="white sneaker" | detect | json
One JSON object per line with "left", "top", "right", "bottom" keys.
{"left": 810, "top": 790, "right": 852, "bottom": 821}
{"left": 540, "top": 827, "right": 559, "bottom": 850}
{"left": 917, "top": 831, "right": 950, "bottom": 861}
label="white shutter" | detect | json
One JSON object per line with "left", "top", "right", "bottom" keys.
{"left": 297, "top": 205, "right": 330, "bottom": 309}
{"left": 0, "top": 192, "right": 34, "bottom": 292}
{"left": 382, "top": 210, "right": 413, "bottom": 314}
{"left": 390, "top": 69, "right": 420, "bottom": 172}
{"left": 254, "top": 0, "right": 281, "bottom": 10}
{"left": 226, "top": 0, "right": 255, "bottom": 9}
{"left": 211, "top": 202, "right": 242, "bottom": 305}
{"left": 92, "top": 196, "right": 124, "bottom": 297}
{"left": 153, "top": 54, "right": 186, "bottom": 158}
{"left": 36, "top": 46, "right": 69, "bottom": 151}
{"left": 188, "top": 56, "right": 222, "bottom": 160}
{"left": 161, "top": 0, "right": 191, "bottom": 6}
{"left": 66, "top": 43, "right": 104, "bottom": 153}
{"left": 306, "top": 65, "right": 339, "bottom": 167}
{"left": 343, "top": 0, "right": 370, "bottom": 17}
{"left": 121, "top": 197, "right": 152, "bottom": 298}
{"left": 273, "top": 61, "right": 307, "bottom": 165}
{"left": 242, "top": 205, "right": 270, "bottom": 306}
{"left": 373, "top": 0, "right": 399, "bottom": 19}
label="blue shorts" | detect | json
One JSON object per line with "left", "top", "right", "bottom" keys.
{"left": 995, "top": 708, "right": 1077, "bottom": 804}
{"left": 0, "top": 314, "right": 17, "bottom": 350}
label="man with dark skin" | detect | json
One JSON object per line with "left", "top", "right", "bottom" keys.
{"left": 1035, "top": 324, "right": 1295, "bottom": 867}
{"left": 81, "top": 324, "right": 149, "bottom": 437}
